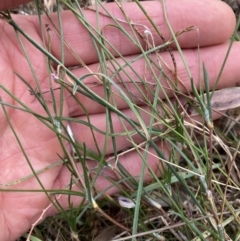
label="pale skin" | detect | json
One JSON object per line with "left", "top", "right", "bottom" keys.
{"left": 0, "top": 0, "right": 239, "bottom": 240}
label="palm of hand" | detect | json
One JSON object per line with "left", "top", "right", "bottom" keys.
{"left": 0, "top": 16, "right": 69, "bottom": 240}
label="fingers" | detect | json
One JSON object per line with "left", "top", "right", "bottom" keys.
{"left": 50, "top": 139, "right": 167, "bottom": 215}
{"left": 66, "top": 42, "right": 240, "bottom": 116}
{"left": 38, "top": 0, "right": 235, "bottom": 66}
{"left": 70, "top": 105, "right": 152, "bottom": 154}
{"left": 69, "top": 98, "right": 223, "bottom": 156}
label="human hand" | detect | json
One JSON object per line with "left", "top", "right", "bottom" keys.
{"left": 0, "top": 0, "right": 238, "bottom": 240}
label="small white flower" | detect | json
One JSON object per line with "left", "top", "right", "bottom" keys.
{"left": 117, "top": 196, "right": 136, "bottom": 209}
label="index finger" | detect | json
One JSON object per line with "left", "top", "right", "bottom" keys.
{"left": 35, "top": 0, "right": 235, "bottom": 66}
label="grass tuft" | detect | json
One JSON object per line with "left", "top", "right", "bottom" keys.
{"left": 5, "top": 0, "right": 240, "bottom": 240}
